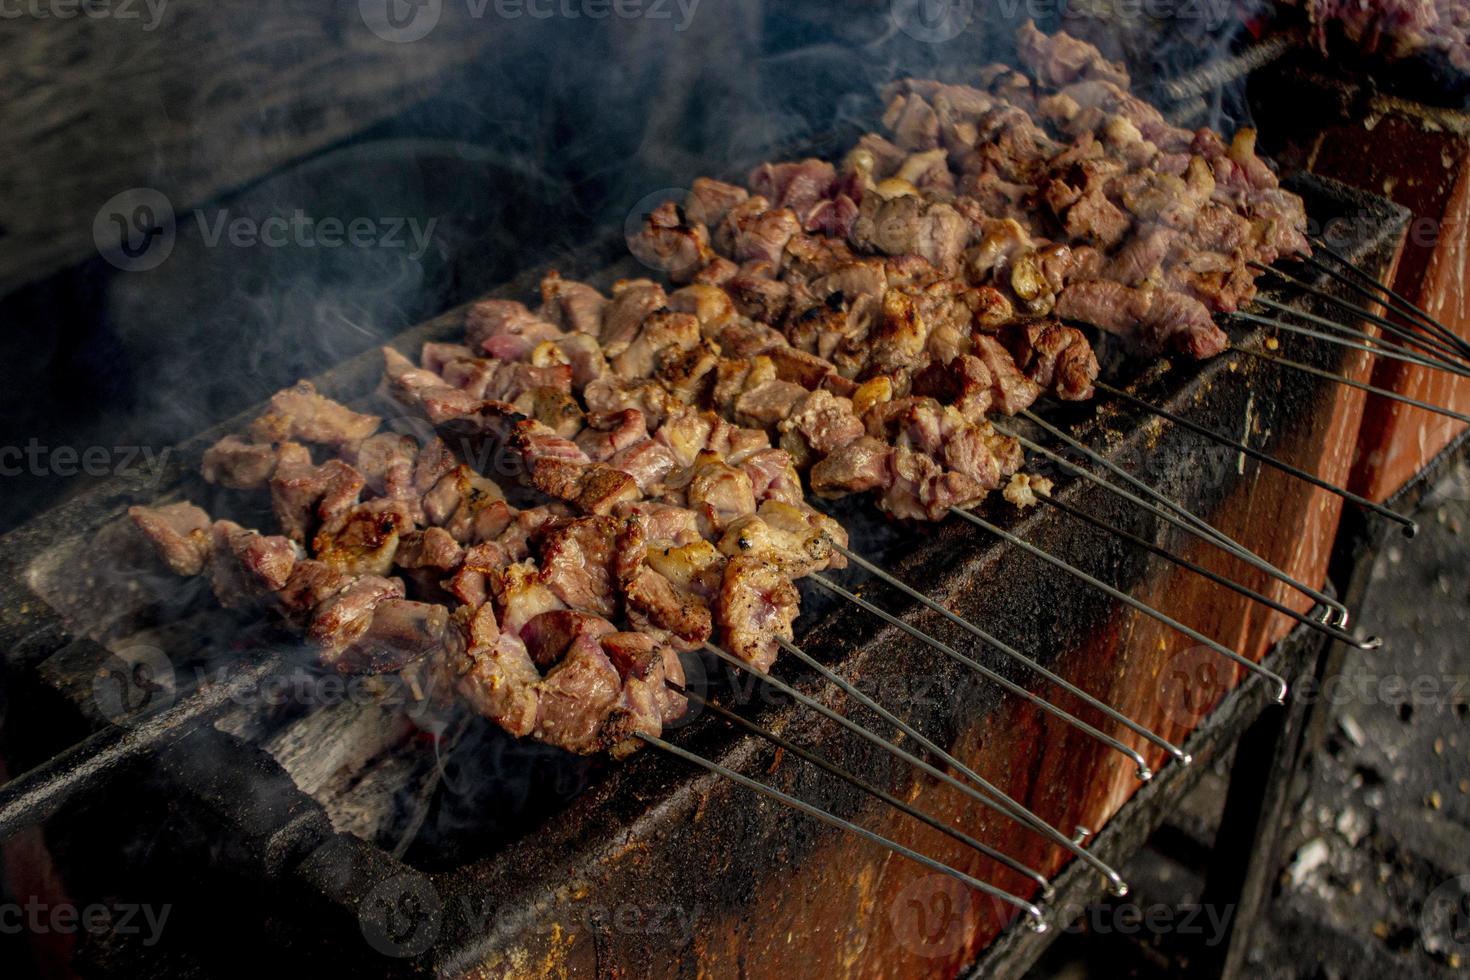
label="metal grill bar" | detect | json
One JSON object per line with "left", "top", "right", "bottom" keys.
{"left": 1093, "top": 379, "right": 1416, "bottom": 536}
{"left": 670, "top": 680, "right": 1054, "bottom": 894}
{"left": 640, "top": 732, "right": 1049, "bottom": 928}
{"left": 831, "top": 544, "right": 1190, "bottom": 763}
{"left": 811, "top": 574, "right": 1155, "bottom": 779}
{"left": 949, "top": 508, "right": 1290, "bottom": 702}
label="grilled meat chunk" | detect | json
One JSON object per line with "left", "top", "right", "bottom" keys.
{"left": 202, "top": 436, "right": 306, "bottom": 490}
{"left": 716, "top": 555, "right": 799, "bottom": 672}
{"left": 1055, "top": 280, "right": 1227, "bottom": 358}
{"left": 128, "top": 502, "right": 213, "bottom": 576}
{"left": 248, "top": 381, "right": 380, "bottom": 448}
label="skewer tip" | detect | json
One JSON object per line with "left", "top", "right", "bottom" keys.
{"left": 1176, "top": 751, "right": 1195, "bottom": 766}
{"left": 1026, "top": 912, "right": 1050, "bottom": 934}
{"left": 1402, "top": 521, "right": 1420, "bottom": 539}
{"left": 1135, "top": 765, "right": 1154, "bottom": 782}
{"left": 1361, "top": 635, "right": 1384, "bottom": 651}
{"left": 1109, "top": 878, "right": 1130, "bottom": 898}
{"left": 1272, "top": 679, "right": 1290, "bottom": 704}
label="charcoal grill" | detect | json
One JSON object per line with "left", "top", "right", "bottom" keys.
{"left": 0, "top": 148, "right": 1419, "bottom": 979}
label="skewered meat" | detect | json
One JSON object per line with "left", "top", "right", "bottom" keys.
{"left": 716, "top": 555, "right": 799, "bottom": 672}
{"left": 127, "top": 502, "right": 214, "bottom": 576}
{"left": 1054, "top": 280, "right": 1228, "bottom": 358}
{"left": 248, "top": 381, "right": 381, "bottom": 448}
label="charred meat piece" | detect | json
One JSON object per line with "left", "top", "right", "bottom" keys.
{"left": 971, "top": 335, "right": 1043, "bottom": 415}
{"left": 616, "top": 519, "right": 715, "bottom": 653}
{"left": 540, "top": 271, "right": 608, "bottom": 337}
{"left": 269, "top": 457, "right": 366, "bottom": 543}
{"left": 309, "top": 576, "right": 405, "bottom": 664}
{"left": 465, "top": 299, "right": 563, "bottom": 360}
{"left": 716, "top": 555, "right": 800, "bottom": 672}
{"left": 1015, "top": 18, "right": 1129, "bottom": 88}
{"left": 716, "top": 500, "right": 847, "bottom": 578}
{"left": 683, "top": 455, "right": 758, "bottom": 537}
{"left": 335, "top": 599, "right": 449, "bottom": 674}
{"left": 1000, "top": 320, "right": 1098, "bottom": 400}
{"left": 206, "top": 520, "right": 300, "bottom": 608}
{"left": 685, "top": 177, "right": 750, "bottom": 228}
{"left": 202, "top": 436, "right": 307, "bottom": 491}
{"left": 454, "top": 631, "right": 543, "bottom": 739}
{"left": 810, "top": 436, "right": 894, "bottom": 498}
{"left": 521, "top": 609, "right": 616, "bottom": 670}
{"left": 629, "top": 200, "right": 712, "bottom": 281}
{"left": 535, "top": 516, "right": 620, "bottom": 618}
{"left": 128, "top": 502, "right": 213, "bottom": 576}
{"left": 534, "top": 632, "right": 624, "bottom": 753}
{"left": 1055, "top": 279, "right": 1227, "bottom": 358}
{"left": 600, "top": 280, "right": 669, "bottom": 355}
{"left": 248, "top": 381, "right": 380, "bottom": 449}
{"left": 312, "top": 500, "right": 413, "bottom": 578}
{"left": 381, "top": 347, "right": 482, "bottom": 424}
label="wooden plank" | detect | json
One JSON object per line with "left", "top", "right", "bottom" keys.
{"left": 0, "top": 2, "right": 498, "bottom": 295}
{"left": 1302, "top": 97, "right": 1470, "bottom": 501}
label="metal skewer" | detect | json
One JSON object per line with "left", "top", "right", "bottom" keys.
{"left": 1303, "top": 239, "right": 1470, "bottom": 360}
{"left": 1235, "top": 346, "right": 1470, "bottom": 426}
{"left": 701, "top": 643, "right": 1129, "bottom": 895}
{"left": 1252, "top": 263, "right": 1470, "bottom": 366}
{"left": 1006, "top": 412, "right": 1350, "bottom": 628}
{"left": 1235, "top": 309, "right": 1470, "bottom": 380}
{"left": 668, "top": 681, "right": 1054, "bottom": 895}
{"left": 949, "top": 507, "right": 1289, "bottom": 702}
{"left": 1035, "top": 491, "right": 1381, "bottom": 650}
{"left": 1240, "top": 295, "right": 1470, "bottom": 376}
{"left": 642, "top": 731, "right": 1049, "bottom": 929}
{"left": 810, "top": 573, "right": 1155, "bottom": 779}
{"left": 770, "top": 637, "right": 1131, "bottom": 894}
{"left": 1252, "top": 283, "right": 1470, "bottom": 367}
{"left": 830, "top": 543, "right": 1190, "bottom": 764}
{"left": 1092, "top": 379, "right": 1417, "bottom": 536}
